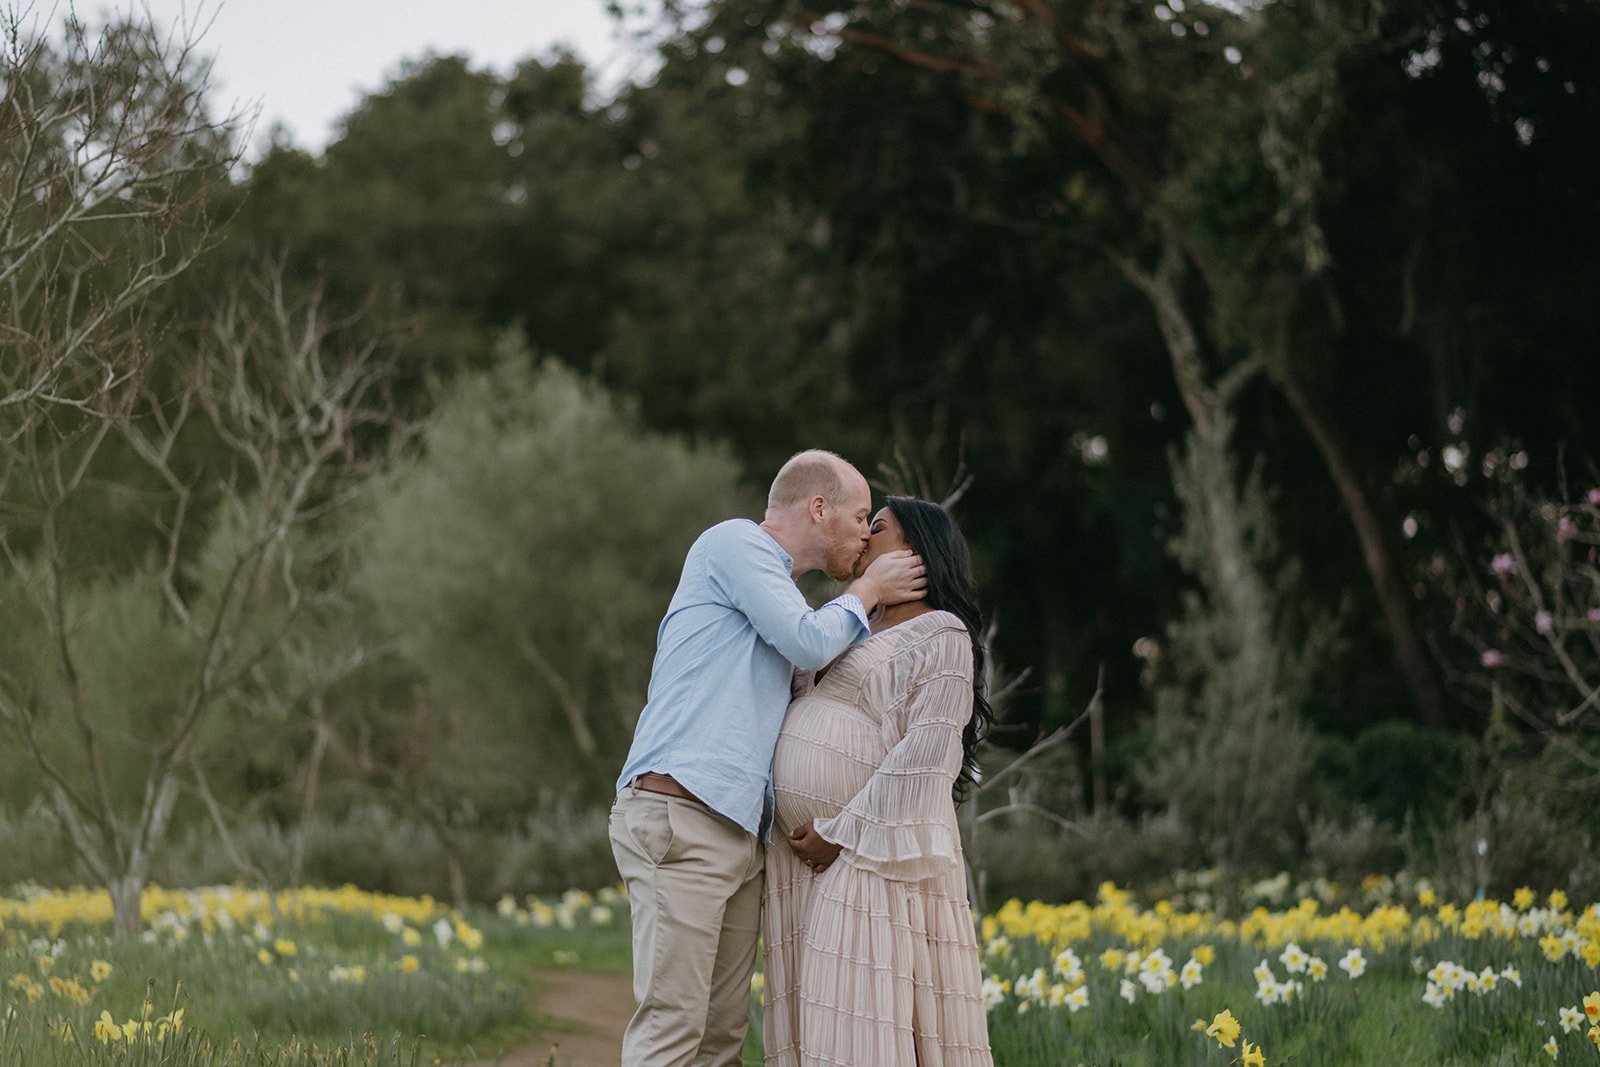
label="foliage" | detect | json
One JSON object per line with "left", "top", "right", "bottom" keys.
{"left": 350, "top": 342, "right": 749, "bottom": 815}
{"left": 1134, "top": 414, "right": 1338, "bottom": 869}
{"left": 1439, "top": 469, "right": 1600, "bottom": 776}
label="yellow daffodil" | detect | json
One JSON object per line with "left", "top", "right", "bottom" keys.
{"left": 1584, "top": 991, "right": 1600, "bottom": 1020}
{"left": 90, "top": 959, "right": 113, "bottom": 982}
{"left": 1206, "top": 1008, "right": 1241, "bottom": 1048}
{"left": 1241, "top": 1039, "right": 1266, "bottom": 1066}
{"left": 1514, "top": 887, "right": 1536, "bottom": 910}
{"left": 399, "top": 954, "right": 420, "bottom": 974}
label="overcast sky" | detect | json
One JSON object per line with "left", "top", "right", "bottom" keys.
{"left": 134, "top": 0, "right": 656, "bottom": 154}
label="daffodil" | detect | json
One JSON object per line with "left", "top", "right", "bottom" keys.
{"left": 90, "top": 959, "right": 112, "bottom": 982}
{"left": 1241, "top": 1039, "right": 1266, "bottom": 1066}
{"left": 1542, "top": 1035, "right": 1558, "bottom": 1059}
{"left": 1279, "top": 943, "right": 1309, "bottom": 973}
{"left": 1206, "top": 1008, "right": 1241, "bottom": 1048}
{"left": 1585, "top": 991, "right": 1600, "bottom": 1021}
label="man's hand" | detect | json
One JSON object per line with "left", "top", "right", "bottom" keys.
{"left": 848, "top": 548, "right": 926, "bottom": 611}
{"left": 788, "top": 819, "right": 843, "bottom": 873}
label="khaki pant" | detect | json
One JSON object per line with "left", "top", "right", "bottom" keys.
{"left": 610, "top": 788, "right": 764, "bottom": 1067}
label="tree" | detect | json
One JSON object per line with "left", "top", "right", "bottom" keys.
{"left": 0, "top": 6, "right": 236, "bottom": 444}
{"left": 653, "top": 0, "right": 1599, "bottom": 730}
{"left": 0, "top": 268, "right": 399, "bottom": 935}
{"left": 1135, "top": 412, "right": 1339, "bottom": 868}
{"left": 343, "top": 343, "right": 748, "bottom": 899}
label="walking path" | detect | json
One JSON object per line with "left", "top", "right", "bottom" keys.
{"left": 478, "top": 968, "right": 631, "bottom": 1067}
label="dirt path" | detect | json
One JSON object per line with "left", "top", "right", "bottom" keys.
{"left": 480, "top": 968, "right": 631, "bottom": 1067}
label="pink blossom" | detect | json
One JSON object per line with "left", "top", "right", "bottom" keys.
{"left": 1589, "top": 608, "right": 1600, "bottom": 624}
{"left": 1556, "top": 516, "right": 1577, "bottom": 544}
{"left": 1490, "top": 553, "right": 1515, "bottom": 576}
{"left": 1534, "top": 610, "right": 1554, "bottom": 634}
{"left": 1587, "top": 488, "right": 1600, "bottom": 505}
{"left": 1481, "top": 649, "right": 1505, "bottom": 668}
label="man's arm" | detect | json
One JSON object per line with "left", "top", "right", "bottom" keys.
{"left": 706, "top": 527, "right": 920, "bottom": 669}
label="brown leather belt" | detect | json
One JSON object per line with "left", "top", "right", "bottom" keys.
{"left": 632, "top": 773, "right": 705, "bottom": 805}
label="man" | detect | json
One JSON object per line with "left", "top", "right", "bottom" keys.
{"left": 611, "top": 449, "right": 927, "bottom": 1066}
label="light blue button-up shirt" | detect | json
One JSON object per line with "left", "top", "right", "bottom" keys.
{"left": 617, "top": 518, "right": 870, "bottom": 838}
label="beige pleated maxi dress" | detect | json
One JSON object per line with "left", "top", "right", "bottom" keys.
{"left": 764, "top": 610, "right": 993, "bottom": 1067}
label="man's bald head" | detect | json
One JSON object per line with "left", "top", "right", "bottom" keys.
{"left": 767, "top": 449, "right": 856, "bottom": 512}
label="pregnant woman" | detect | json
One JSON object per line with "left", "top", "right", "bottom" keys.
{"left": 764, "top": 495, "right": 994, "bottom": 1066}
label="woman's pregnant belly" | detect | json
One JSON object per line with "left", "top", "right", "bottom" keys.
{"left": 771, "top": 693, "right": 885, "bottom": 839}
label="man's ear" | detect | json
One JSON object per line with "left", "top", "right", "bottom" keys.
{"left": 809, "top": 495, "right": 827, "bottom": 523}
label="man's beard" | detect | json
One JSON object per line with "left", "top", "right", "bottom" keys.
{"left": 826, "top": 542, "right": 865, "bottom": 583}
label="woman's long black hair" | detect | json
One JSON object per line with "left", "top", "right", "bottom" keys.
{"left": 883, "top": 496, "right": 993, "bottom": 802}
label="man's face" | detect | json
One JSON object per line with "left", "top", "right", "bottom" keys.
{"left": 819, "top": 473, "right": 873, "bottom": 582}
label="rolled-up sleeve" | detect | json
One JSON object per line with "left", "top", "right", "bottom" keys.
{"left": 705, "top": 526, "right": 869, "bottom": 669}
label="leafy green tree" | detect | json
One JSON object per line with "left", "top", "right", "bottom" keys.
{"left": 348, "top": 341, "right": 748, "bottom": 888}
{"left": 647, "top": 0, "right": 1596, "bottom": 740}
{"left": 1135, "top": 412, "right": 1340, "bottom": 868}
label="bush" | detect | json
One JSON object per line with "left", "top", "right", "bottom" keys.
{"left": 3, "top": 803, "right": 619, "bottom": 903}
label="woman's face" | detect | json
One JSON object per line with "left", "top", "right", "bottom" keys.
{"left": 853, "top": 507, "right": 910, "bottom": 578}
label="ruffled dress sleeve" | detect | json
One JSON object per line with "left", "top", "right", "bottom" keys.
{"left": 813, "top": 622, "right": 973, "bottom": 883}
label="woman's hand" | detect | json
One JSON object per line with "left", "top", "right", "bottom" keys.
{"left": 787, "top": 819, "right": 843, "bottom": 873}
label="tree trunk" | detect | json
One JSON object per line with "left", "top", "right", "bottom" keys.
{"left": 1278, "top": 373, "right": 1449, "bottom": 729}
{"left": 108, "top": 873, "right": 144, "bottom": 939}
{"left": 289, "top": 716, "right": 332, "bottom": 889}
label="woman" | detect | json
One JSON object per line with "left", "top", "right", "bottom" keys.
{"left": 763, "top": 496, "right": 994, "bottom": 1066}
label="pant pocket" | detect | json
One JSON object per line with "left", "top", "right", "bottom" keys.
{"left": 624, "top": 796, "right": 678, "bottom": 866}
